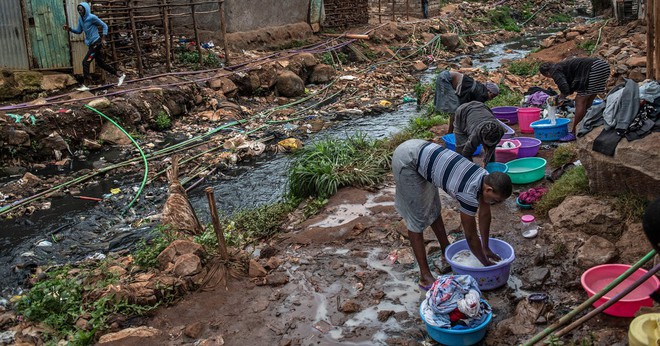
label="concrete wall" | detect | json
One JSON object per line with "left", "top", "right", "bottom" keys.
{"left": 172, "top": 0, "right": 310, "bottom": 33}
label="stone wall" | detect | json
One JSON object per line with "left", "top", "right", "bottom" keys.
{"left": 324, "top": 0, "right": 369, "bottom": 28}
{"left": 369, "top": 0, "right": 444, "bottom": 19}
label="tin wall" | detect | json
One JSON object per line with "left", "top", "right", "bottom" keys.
{"left": 0, "top": 1, "right": 30, "bottom": 69}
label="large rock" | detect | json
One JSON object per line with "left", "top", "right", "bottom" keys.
{"left": 207, "top": 75, "right": 238, "bottom": 98}
{"left": 99, "top": 122, "right": 132, "bottom": 145}
{"left": 576, "top": 235, "right": 617, "bottom": 268}
{"left": 309, "top": 64, "right": 336, "bottom": 84}
{"left": 41, "top": 73, "right": 76, "bottom": 90}
{"left": 549, "top": 195, "right": 623, "bottom": 242}
{"left": 576, "top": 129, "right": 660, "bottom": 200}
{"left": 276, "top": 71, "right": 305, "bottom": 97}
{"left": 13, "top": 71, "right": 43, "bottom": 92}
{"left": 5, "top": 129, "right": 30, "bottom": 146}
{"left": 172, "top": 253, "right": 202, "bottom": 277}
{"left": 42, "top": 131, "right": 69, "bottom": 152}
{"left": 626, "top": 56, "right": 646, "bottom": 67}
{"left": 0, "top": 70, "right": 21, "bottom": 100}
{"left": 229, "top": 72, "right": 260, "bottom": 95}
{"left": 98, "top": 327, "right": 162, "bottom": 344}
{"left": 440, "top": 33, "right": 461, "bottom": 51}
{"left": 617, "top": 223, "right": 653, "bottom": 263}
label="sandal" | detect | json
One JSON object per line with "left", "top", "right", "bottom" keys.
{"left": 418, "top": 280, "right": 434, "bottom": 292}
{"left": 559, "top": 133, "right": 576, "bottom": 142}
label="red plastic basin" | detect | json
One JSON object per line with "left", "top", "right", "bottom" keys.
{"left": 581, "top": 264, "right": 660, "bottom": 317}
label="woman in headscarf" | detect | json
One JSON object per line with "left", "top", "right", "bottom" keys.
{"left": 539, "top": 58, "right": 611, "bottom": 142}
{"left": 435, "top": 70, "right": 500, "bottom": 126}
{"left": 453, "top": 101, "right": 505, "bottom": 166}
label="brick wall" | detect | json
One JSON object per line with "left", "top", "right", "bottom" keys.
{"left": 324, "top": 0, "right": 370, "bottom": 27}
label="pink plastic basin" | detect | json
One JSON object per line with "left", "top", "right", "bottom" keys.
{"left": 581, "top": 264, "right": 660, "bottom": 317}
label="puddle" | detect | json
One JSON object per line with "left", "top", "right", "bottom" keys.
{"left": 310, "top": 188, "right": 395, "bottom": 228}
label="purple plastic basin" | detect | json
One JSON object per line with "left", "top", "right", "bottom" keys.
{"left": 445, "top": 238, "right": 515, "bottom": 290}
{"left": 511, "top": 137, "right": 542, "bottom": 158}
{"left": 492, "top": 106, "right": 519, "bottom": 125}
{"left": 498, "top": 119, "right": 515, "bottom": 139}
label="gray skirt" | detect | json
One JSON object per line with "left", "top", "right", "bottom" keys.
{"left": 392, "top": 139, "right": 441, "bottom": 233}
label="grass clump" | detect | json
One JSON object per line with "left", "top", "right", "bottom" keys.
{"left": 414, "top": 82, "right": 434, "bottom": 100}
{"left": 133, "top": 226, "right": 175, "bottom": 268}
{"left": 288, "top": 133, "right": 391, "bottom": 199}
{"left": 614, "top": 192, "right": 649, "bottom": 222}
{"left": 508, "top": 60, "right": 540, "bottom": 76}
{"left": 155, "top": 110, "right": 172, "bottom": 130}
{"left": 578, "top": 40, "right": 596, "bottom": 54}
{"left": 549, "top": 13, "right": 572, "bottom": 23}
{"left": 550, "top": 143, "right": 577, "bottom": 168}
{"left": 486, "top": 85, "right": 522, "bottom": 108}
{"left": 535, "top": 166, "right": 589, "bottom": 215}
{"left": 488, "top": 7, "right": 520, "bottom": 32}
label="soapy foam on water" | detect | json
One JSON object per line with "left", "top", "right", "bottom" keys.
{"left": 450, "top": 249, "right": 503, "bottom": 268}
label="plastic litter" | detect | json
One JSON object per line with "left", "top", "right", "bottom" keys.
{"left": 403, "top": 95, "right": 416, "bottom": 103}
{"left": 528, "top": 293, "right": 549, "bottom": 303}
{"left": 277, "top": 138, "right": 303, "bottom": 151}
{"left": 36, "top": 240, "right": 53, "bottom": 247}
{"left": 379, "top": 100, "right": 392, "bottom": 107}
{"left": 339, "top": 75, "right": 358, "bottom": 81}
{"left": 201, "top": 41, "right": 215, "bottom": 49}
{"left": 110, "top": 188, "right": 121, "bottom": 195}
{"left": 86, "top": 253, "right": 106, "bottom": 261}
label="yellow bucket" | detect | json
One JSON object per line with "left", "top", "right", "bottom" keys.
{"left": 629, "top": 313, "right": 660, "bottom": 346}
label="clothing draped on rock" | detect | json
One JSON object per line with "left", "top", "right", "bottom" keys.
{"left": 421, "top": 275, "right": 491, "bottom": 329}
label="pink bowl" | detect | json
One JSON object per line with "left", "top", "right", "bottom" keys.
{"left": 581, "top": 264, "right": 660, "bottom": 317}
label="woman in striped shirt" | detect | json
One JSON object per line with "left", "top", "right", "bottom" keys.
{"left": 539, "top": 58, "right": 611, "bottom": 142}
{"left": 392, "top": 139, "right": 513, "bottom": 290}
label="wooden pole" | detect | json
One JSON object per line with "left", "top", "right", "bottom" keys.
{"left": 190, "top": 0, "right": 203, "bottom": 65}
{"left": 161, "top": 0, "right": 172, "bottom": 72}
{"left": 219, "top": 0, "right": 229, "bottom": 64}
{"left": 392, "top": 0, "right": 395, "bottom": 21}
{"left": 128, "top": 0, "right": 144, "bottom": 76}
{"left": 655, "top": 0, "right": 660, "bottom": 80}
{"left": 406, "top": 0, "right": 410, "bottom": 20}
{"left": 648, "top": 0, "right": 655, "bottom": 78}
{"left": 205, "top": 187, "right": 229, "bottom": 260}
{"left": 378, "top": 0, "right": 382, "bottom": 23}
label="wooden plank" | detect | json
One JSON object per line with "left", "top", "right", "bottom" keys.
{"left": 128, "top": 0, "right": 144, "bottom": 76}
{"left": 219, "top": 0, "right": 229, "bottom": 64}
{"left": 161, "top": 0, "right": 171, "bottom": 71}
{"left": 649, "top": 0, "right": 655, "bottom": 78}
{"left": 190, "top": 0, "right": 203, "bottom": 64}
{"left": 378, "top": 0, "right": 382, "bottom": 23}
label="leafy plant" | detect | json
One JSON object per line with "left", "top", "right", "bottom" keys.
{"left": 535, "top": 166, "right": 589, "bottom": 216}
{"left": 321, "top": 52, "right": 334, "bottom": 65}
{"left": 508, "top": 60, "right": 541, "bottom": 76}
{"left": 549, "top": 13, "right": 572, "bottom": 23}
{"left": 155, "top": 110, "right": 172, "bottom": 130}
{"left": 413, "top": 82, "right": 434, "bottom": 100}
{"left": 133, "top": 227, "right": 174, "bottom": 268}
{"left": 231, "top": 202, "right": 295, "bottom": 242}
{"left": 486, "top": 85, "right": 522, "bottom": 108}
{"left": 578, "top": 40, "right": 596, "bottom": 54}
{"left": 302, "top": 197, "right": 329, "bottom": 218}
{"left": 487, "top": 7, "right": 520, "bottom": 32}
{"left": 203, "top": 52, "right": 222, "bottom": 68}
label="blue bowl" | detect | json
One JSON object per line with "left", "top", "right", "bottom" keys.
{"left": 442, "top": 134, "right": 482, "bottom": 156}
{"left": 516, "top": 196, "right": 533, "bottom": 209}
{"left": 486, "top": 162, "right": 509, "bottom": 173}
{"left": 420, "top": 300, "right": 493, "bottom": 345}
{"left": 530, "top": 118, "right": 571, "bottom": 141}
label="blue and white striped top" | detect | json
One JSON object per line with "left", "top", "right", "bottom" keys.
{"left": 416, "top": 142, "right": 487, "bottom": 216}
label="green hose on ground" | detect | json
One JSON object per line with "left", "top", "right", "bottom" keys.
{"left": 85, "top": 105, "right": 148, "bottom": 215}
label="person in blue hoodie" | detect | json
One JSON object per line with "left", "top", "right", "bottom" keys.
{"left": 64, "top": 2, "right": 125, "bottom": 91}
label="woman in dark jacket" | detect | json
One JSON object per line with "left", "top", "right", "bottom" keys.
{"left": 539, "top": 58, "right": 610, "bottom": 141}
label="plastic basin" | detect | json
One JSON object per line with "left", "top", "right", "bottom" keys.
{"left": 581, "top": 264, "right": 660, "bottom": 317}
{"left": 629, "top": 313, "right": 660, "bottom": 346}
{"left": 497, "top": 119, "right": 515, "bottom": 139}
{"left": 486, "top": 162, "right": 508, "bottom": 174}
{"left": 492, "top": 106, "right": 519, "bottom": 125}
{"left": 530, "top": 118, "right": 571, "bottom": 141}
{"left": 445, "top": 238, "right": 515, "bottom": 290}
{"left": 495, "top": 139, "right": 521, "bottom": 163}
{"left": 517, "top": 108, "right": 541, "bottom": 134}
{"left": 505, "top": 157, "right": 547, "bottom": 184}
{"left": 442, "top": 133, "right": 482, "bottom": 156}
{"left": 511, "top": 137, "right": 542, "bottom": 158}
{"left": 420, "top": 300, "right": 492, "bottom": 346}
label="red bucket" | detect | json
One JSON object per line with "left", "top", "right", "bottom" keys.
{"left": 518, "top": 108, "right": 541, "bottom": 134}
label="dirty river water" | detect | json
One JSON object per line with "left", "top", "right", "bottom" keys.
{"left": 0, "top": 35, "right": 545, "bottom": 295}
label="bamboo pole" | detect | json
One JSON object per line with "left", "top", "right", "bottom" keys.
{"left": 219, "top": 0, "right": 229, "bottom": 64}
{"left": 128, "top": 0, "right": 145, "bottom": 76}
{"left": 554, "top": 262, "right": 660, "bottom": 338}
{"left": 392, "top": 0, "right": 395, "bottom": 21}
{"left": 655, "top": 0, "right": 660, "bottom": 80}
{"left": 190, "top": 0, "right": 203, "bottom": 64}
{"left": 406, "top": 0, "right": 410, "bottom": 20}
{"left": 205, "top": 187, "right": 229, "bottom": 260}
{"left": 161, "top": 0, "right": 172, "bottom": 72}
{"left": 521, "top": 250, "right": 657, "bottom": 346}
{"left": 649, "top": 0, "right": 655, "bottom": 78}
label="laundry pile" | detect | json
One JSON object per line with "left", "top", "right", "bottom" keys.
{"left": 420, "top": 275, "right": 492, "bottom": 329}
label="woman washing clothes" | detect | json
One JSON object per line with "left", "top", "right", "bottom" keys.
{"left": 452, "top": 101, "right": 505, "bottom": 167}
{"left": 434, "top": 70, "right": 500, "bottom": 117}
{"left": 539, "top": 58, "right": 611, "bottom": 142}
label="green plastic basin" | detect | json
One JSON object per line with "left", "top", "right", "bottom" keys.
{"left": 505, "top": 157, "right": 547, "bottom": 184}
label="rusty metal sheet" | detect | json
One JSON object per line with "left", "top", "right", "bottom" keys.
{"left": 309, "top": 0, "right": 325, "bottom": 25}
{"left": 27, "top": 0, "right": 71, "bottom": 69}
{"left": 0, "top": 1, "right": 29, "bottom": 69}
{"left": 65, "top": 0, "right": 92, "bottom": 74}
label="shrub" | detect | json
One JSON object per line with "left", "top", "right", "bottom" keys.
{"left": 488, "top": 7, "right": 520, "bottom": 32}
{"left": 155, "top": 110, "right": 172, "bottom": 130}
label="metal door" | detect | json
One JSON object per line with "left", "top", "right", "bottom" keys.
{"left": 27, "top": 0, "right": 72, "bottom": 69}
{"left": 0, "top": 1, "right": 30, "bottom": 69}
{"left": 65, "top": 0, "right": 92, "bottom": 74}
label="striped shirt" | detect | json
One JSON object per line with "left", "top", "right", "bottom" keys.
{"left": 416, "top": 142, "right": 486, "bottom": 216}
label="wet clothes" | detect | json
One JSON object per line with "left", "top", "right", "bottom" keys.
{"left": 434, "top": 71, "right": 491, "bottom": 114}
{"left": 421, "top": 275, "right": 491, "bottom": 329}
{"left": 546, "top": 58, "right": 610, "bottom": 96}
{"left": 392, "top": 140, "right": 486, "bottom": 233}
{"left": 453, "top": 101, "right": 505, "bottom": 164}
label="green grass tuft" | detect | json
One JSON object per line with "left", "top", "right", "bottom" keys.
{"left": 535, "top": 166, "right": 589, "bottom": 216}
{"left": 488, "top": 7, "right": 520, "bottom": 32}
{"left": 614, "top": 192, "right": 649, "bottom": 222}
{"left": 550, "top": 143, "right": 577, "bottom": 168}
{"left": 508, "top": 60, "right": 540, "bottom": 76}
{"left": 486, "top": 85, "right": 522, "bottom": 108}
{"left": 549, "top": 13, "right": 572, "bottom": 23}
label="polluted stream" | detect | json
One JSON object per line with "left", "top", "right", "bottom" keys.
{"left": 0, "top": 35, "right": 544, "bottom": 296}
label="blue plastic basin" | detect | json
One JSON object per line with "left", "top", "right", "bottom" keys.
{"left": 420, "top": 300, "right": 493, "bottom": 345}
{"left": 442, "top": 134, "right": 482, "bottom": 156}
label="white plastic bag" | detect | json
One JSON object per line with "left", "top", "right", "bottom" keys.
{"left": 457, "top": 289, "right": 480, "bottom": 317}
